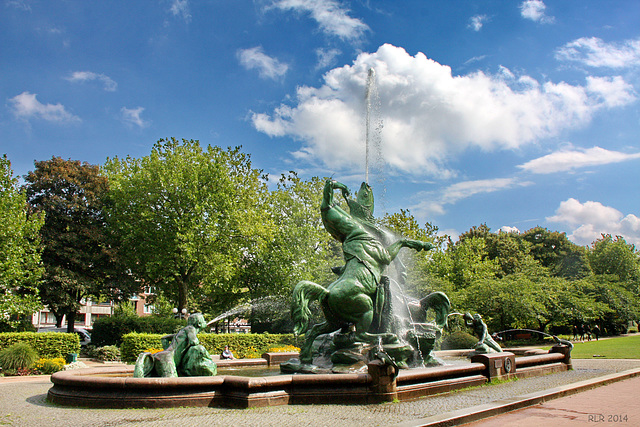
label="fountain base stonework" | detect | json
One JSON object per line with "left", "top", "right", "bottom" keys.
{"left": 47, "top": 346, "right": 572, "bottom": 408}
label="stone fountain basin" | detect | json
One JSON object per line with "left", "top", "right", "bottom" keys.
{"left": 48, "top": 348, "right": 571, "bottom": 409}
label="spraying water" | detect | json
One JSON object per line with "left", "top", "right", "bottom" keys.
{"left": 364, "top": 68, "right": 384, "bottom": 197}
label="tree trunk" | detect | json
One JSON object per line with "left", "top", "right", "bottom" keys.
{"left": 66, "top": 311, "right": 76, "bottom": 333}
{"left": 54, "top": 313, "right": 63, "bottom": 328}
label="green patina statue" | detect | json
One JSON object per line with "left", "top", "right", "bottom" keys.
{"left": 464, "top": 312, "right": 503, "bottom": 354}
{"left": 134, "top": 313, "right": 217, "bottom": 378}
{"left": 282, "top": 179, "right": 451, "bottom": 374}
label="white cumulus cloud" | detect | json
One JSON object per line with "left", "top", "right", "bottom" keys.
{"left": 586, "top": 76, "right": 636, "bottom": 107}
{"left": 66, "top": 71, "right": 117, "bottom": 91}
{"left": 547, "top": 198, "right": 640, "bottom": 246}
{"left": 237, "top": 46, "right": 288, "bottom": 80}
{"left": 519, "top": 146, "right": 640, "bottom": 174}
{"left": 266, "top": 0, "right": 369, "bottom": 41}
{"left": 121, "top": 106, "right": 149, "bottom": 128}
{"left": 555, "top": 37, "right": 640, "bottom": 69}
{"left": 519, "top": 0, "right": 554, "bottom": 24}
{"left": 252, "top": 44, "right": 634, "bottom": 177}
{"left": 9, "top": 92, "right": 80, "bottom": 123}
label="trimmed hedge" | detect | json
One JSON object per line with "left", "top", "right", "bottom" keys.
{"left": 91, "top": 315, "right": 187, "bottom": 347}
{"left": 440, "top": 331, "right": 479, "bottom": 350}
{"left": 0, "top": 332, "right": 80, "bottom": 358}
{"left": 121, "top": 332, "right": 300, "bottom": 363}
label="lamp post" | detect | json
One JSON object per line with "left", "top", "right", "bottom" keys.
{"left": 172, "top": 308, "right": 188, "bottom": 319}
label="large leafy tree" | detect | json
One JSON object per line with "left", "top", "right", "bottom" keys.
{"left": 24, "top": 157, "right": 133, "bottom": 331}
{"left": 234, "top": 173, "right": 342, "bottom": 331}
{"left": 236, "top": 173, "right": 339, "bottom": 300}
{"left": 0, "top": 155, "right": 43, "bottom": 329}
{"left": 380, "top": 209, "right": 445, "bottom": 297}
{"left": 588, "top": 234, "right": 640, "bottom": 288}
{"left": 521, "top": 226, "right": 591, "bottom": 279}
{"left": 104, "top": 138, "right": 273, "bottom": 315}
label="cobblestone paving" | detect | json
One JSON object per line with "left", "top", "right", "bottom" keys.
{"left": 1, "top": 359, "right": 639, "bottom": 427}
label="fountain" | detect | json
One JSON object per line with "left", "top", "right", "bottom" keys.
{"left": 47, "top": 68, "right": 573, "bottom": 409}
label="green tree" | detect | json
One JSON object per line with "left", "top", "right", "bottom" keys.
{"left": 24, "top": 157, "right": 133, "bottom": 331}
{"left": 104, "top": 138, "right": 273, "bottom": 316}
{"left": 457, "top": 273, "right": 546, "bottom": 332}
{"left": 429, "top": 236, "right": 500, "bottom": 291}
{"left": 521, "top": 226, "right": 591, "bottom": 279}
{"left": 237, "top": 173, "right": 340, "bottom": 300}
{"left": 588, "top": 234, "right": 640, "bottom": 289}
{"left": 0, "top": 155, "right": 43, "bottom": 329}
{"left": 380, "top": 209, "right": 445, "bottom": 296}
{"left": 235, "top": 173, "right": 342, "bottom": 331}
{"left": 579, "top": 275, "right": 640, "bottom": 334}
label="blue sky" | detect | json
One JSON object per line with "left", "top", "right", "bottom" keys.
{"left": 2, "top": 0, "right": 640, "bottom": 246}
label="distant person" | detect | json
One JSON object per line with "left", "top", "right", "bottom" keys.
{"left": 579, "top": 324, "right": 585, "bottom": 342}
{"left": 585, "top": 325, "right": 592, "bottom": 341}
{"left": 593, "top": 324, "right": 600, "bottom": 341}
{"left": 221, "top": 345, "right": 235, "bottom": 360}
{"left": 572, "top": 325, "right": 579, "bottom": 341}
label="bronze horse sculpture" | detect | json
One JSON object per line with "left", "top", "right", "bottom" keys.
{"left": 289, "top": 179, "right": 450, "bottom": 370}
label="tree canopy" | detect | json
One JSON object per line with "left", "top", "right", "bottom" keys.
{"left": 103, "top": 138, "right": 274, "bottom": 315}
{"left": 0, "top": 155, "right": 43, "bottom": 329}
{"left": 24, "top": 156, "right": 134, "bottom": 331}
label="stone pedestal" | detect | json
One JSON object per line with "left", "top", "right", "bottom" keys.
{"left": 470, "top": 352, "right": 516, "bottom": 381}
{"left": 367, "top": 360, "right": 398, "bottom": 403}
{"left": 550, "top": 345, "right": 572, "bottom": 369}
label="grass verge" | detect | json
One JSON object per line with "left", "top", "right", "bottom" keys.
{"left": 569, "top": 334, "right": 640, "bottom": 359}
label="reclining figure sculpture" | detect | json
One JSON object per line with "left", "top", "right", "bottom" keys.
{"left": 134, "top": 313, "right": 217, "bottom": 377}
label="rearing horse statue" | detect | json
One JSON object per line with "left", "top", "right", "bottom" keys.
{"left": 291, "top": 179, "right": 435, "bottom": 364}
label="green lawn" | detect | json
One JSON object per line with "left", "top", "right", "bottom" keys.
{"left": 569, "top": 334, "right": 640, "bottom": 359}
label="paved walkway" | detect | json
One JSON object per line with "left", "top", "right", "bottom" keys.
{"left": 464, "top": 375, "right": 640, "bottom": 426}
{"left": 0, "top": 359, "right": 639, "bottom": 426}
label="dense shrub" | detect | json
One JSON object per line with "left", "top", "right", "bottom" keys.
{"left": 120, "top": 332, "right": 300, "bottom": 363}
{"left": 0, "top": 343, "right": 38, "bottom": 372}
{"left": 440, "top": 331, "right": 479, "bottom": 350}
{"left": 91, "top": 314, "right": 186, "bottom": 347}
{"left": 0, "top": 332, "right": 80, "bottom": 358}
{"left": 94, "top": 345, "right": 121, "bottom": 362}
{"left": 0, "top": 319, "right": 37, "bottom": 333}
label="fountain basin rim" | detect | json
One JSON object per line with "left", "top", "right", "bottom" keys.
{"left": 51, "top": 365, "right": 372, "bottom": 390}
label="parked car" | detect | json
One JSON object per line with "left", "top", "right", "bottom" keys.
{"left": 37, "top": 327, "right": 92, "bottom": 347}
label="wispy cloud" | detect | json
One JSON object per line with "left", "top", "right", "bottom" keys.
{"left": 519, "top": 146, "right": 640, "bottom": 174}
{"left": 315, "top": 48, "right": 341, "bottom": 70}
{"left": 169, "top": 0, "right": 191, "bottom": 23}
{"left": 5, "top": 0, "right": 31, "bottom": 11}
{"left": 121, "top": 107, "right": 149, "bottom": 128}
{"left": 237, "top": 46, "right": 288, "bottom": 80}
{"left": 547, "top": 198, "right": 640, "bottom": 246}
{"left": 9, "top": 92, "right": 80, "bottom": 123}
{"left": 252, "top": 44, "right": 635, "bottom": 177}
{"left": 266, "top": 0, "right": 369, "bottom": 41}
{"left": 468, "top": 15, "right": 489, "bottom": 32}
{"left": 555, "top": 37, "right": 640, "bottom": 69}
{"left": 519, "top": 0, "right": 554, "bottom": 24}
{"left": 66, "top": 71, "right": 117, "bottom": 92}
{"left": 411, "top": 178, "right": 533, "bottom": 217}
